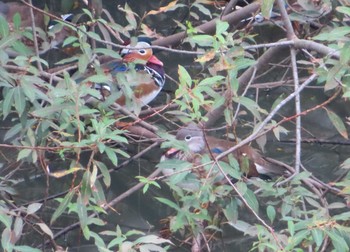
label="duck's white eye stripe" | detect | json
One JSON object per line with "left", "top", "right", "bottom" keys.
{"left": 120, "top": 48, "right": 130, "bottom": 55}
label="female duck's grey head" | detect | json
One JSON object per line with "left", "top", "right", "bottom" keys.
{"left": 176, "top": 123, "right": 205, "bottom": 153}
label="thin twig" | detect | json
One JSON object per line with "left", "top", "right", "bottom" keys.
{"left": 232, "top": 67, "right": 257, "bottom": 122}
{"left": 27, "top": 0, "right": 43, "bottom": 71}
{"left": 290, "top": 48, "right": 301, "bottom": 174}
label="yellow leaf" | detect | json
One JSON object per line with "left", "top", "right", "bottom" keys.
{"left": 195, "top": 51, "right": 215, "bottom": 63}
{"left": 339, "top": 186, "right": 350, "bottom": 195}
{"left": 147, "top": 1, "right": 178, "bottom": 16}
{"left": 212, "top": 57, "right": 231, "bottom": 72}
{"left": 141, "top": 24, "right": 159, "bottom": 38}
{"left": 48, "top": 167, "right": 84, "bottom": 178}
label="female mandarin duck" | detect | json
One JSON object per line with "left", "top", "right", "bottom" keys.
{"left": 77, "top": 39, "right": 165, "bottom": 111}
{"left": 162, "top": 123, "right": 286, "bottom": 181}
{"left": 0, "top": 1, "right": 72, "bottom": 56}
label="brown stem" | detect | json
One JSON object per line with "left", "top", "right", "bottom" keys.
{"left": 153, "top": 3, "right": 261, "bottom": 47}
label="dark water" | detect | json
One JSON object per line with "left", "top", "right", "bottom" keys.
{"left": 1, "top": 0, "right": 350, "bottom": 251}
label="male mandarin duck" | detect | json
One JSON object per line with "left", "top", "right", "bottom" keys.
{"left": 0, "top": 1, "right": 72, "bottom": 56}
{"left": 77, "top": 38, "right": 165, "bottom": 111}
{"left": 161, "top": 123, "right": 286, "bottom": 184}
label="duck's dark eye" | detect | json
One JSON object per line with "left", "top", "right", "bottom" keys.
{"left": 184, "top": 135, "right": 192, "bottom": 141}
{"left": 139, "top": 49, "right": 146, "bottom": 55}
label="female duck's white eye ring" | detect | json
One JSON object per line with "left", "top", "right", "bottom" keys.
{"left": 184, "top": 135, "right": 192, "bottom": 141}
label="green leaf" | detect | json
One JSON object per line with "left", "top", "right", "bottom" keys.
{"left": 340, "top": 42, "right": 350, "bottom": 65}
{"left": 292, "top": 229, "right": 310, "bottom": 247}
{"left": 198, "top": 76, "right": 224, "bottom": 86}
{"left": 13, "top": 217, "right": 23, "bottom": 240}
{"left": 325, "top": 230, "right": 349, "bottom": 252}
{"left": 227, "top": 220, "right": 255, "bottom": 234}
{"left": 266, "top": 205, "right": 276, "bottom": 223}
{"left": 51, "top": 190, "right": 75, "bottom": 224}
{"left": 143, "top": 184, "right": 149, "bottom": 194}
{"left": 12, "top": 41, "right": 32, "bottom": 56}
{"left": 304, "top": 197, "right": 321, "bottom": 208}
{"left": 189, "top": 34, "right": 214, "bottom": 47}
{"left": 13, "top": 246, "right": 41, "bottom": 252}
{"left": 157, "top": 159, "right": 192, "bottom": 185}
{"left": 2, "top": 87, "right": 15, "bottom": 119}
{"left": 78, "top": 54, "right": 89, "bottom": 73}
{"left": 92, "top": 180, "right": 107, "bottom": 206}
{"left": 123, "top": 3, "right": 137, "bottom": 28}
{"left": 336, "top": 6, "right": 350, "bottom": 16}
{"left": 271, "top": 93, "right": 285, "bottom": 110}
{"left": 272, "top": 124, "right": 289, "bottom": 141}
{"left": 325, "top": 108, "right": 348, "bottom": 139}
{"left": 244, "top": 189, "right": 259, "bottom": 213}
{"left": 327, "top": 202, "right": 347, "bottom": 209}
{"left": 332, "top": 211, "right": 350, "bottom": 221}
{"left": 233, "top": 96, "right": 262, "bottom": 121}
{"left": 0, "top": 15, "right": 9, "bottom": 37}
{"left": 178, "top": 65, "right": 192, "bottom": 87}
{"left": 90, "top": 231, "right": 107, "bottom": 248}
{"left": 223, "top": 199, "right": 238, "bottom": 223}
{"left": 192, "top": 3, "right": 211, "bottom": 18}
{"left": 77, "top": 193, "right": 88, "bottom": 231}
{"left": 340, "top": 158, "right": 350, "bottom": 169}
{"left": 13, "top": 13, "right": 21, "bottom": 30}
{"left": 0, "top": 37, "right": 18, "bottom": 58}
{"left": 27, "top": 203, "right": 42, "bottom": 215}
{"left": 94, "top": 161, "right": 111, "bottom": 187}
{"left": 21, "top": 82, "right": 36, "bottom": 102}
{"left": 325, "top": 64, "right": 342, "bottom": 91}
{"left": 62, "top": 35, "right": 78, "bottom": 47}
{"left": 0, "top": 212, "right": 12, "bottom": 228}
{"left": 314, "top": 26, "right": 350, "bottom": 41}
{"left": 261, "top": 0, "right": 275, "bottom": 18}
{"left": 83, "top": 74, "right": 110, "bottom": 83}
{"left": 87, "top": 31, "right": 101, "bottom": 41}
{"left": 91, "top": 164, "right": 98, "bottom": 185}
{"left": 17, "top": 149, "right": 32, "bottom": 161}
{"left": 224, "top": 108, "right": 233, "bottom": 127}
{"left": 134, "top": 235, "right": 172, "bottom": 245}
{"left": 32, "top": 104, "right": 75, "bottom": 118}
{"left": 311, "top": 229, "right": 324, "bottom": 247}
{"left": 139, "top": 244, "right": 167, "bottom": 251}
{"left": 81, "top": 225, "right": 91, "bottom": 241}
{"left": 234, "top": 57, "right": 255, "bottom": 71}
{"left": 81, "top": 170, "right": 92, "bottom": 204}
{"left": 105, "top": 146, "right": 119, "bottom": 166}
{"left": 37, "top": 223, "right": 53, "bottom": 239}
{"left": 155, "top": 197, "right": 181, "bottom": 211}
{"left": 219, "top": 160, "right": 241, "bottom": 180}
{"left": 236, "top": 181, "right": 247, "bottom": 195}
{"left": 215, "top": 20, "right": 229, "bottom": 36}
{"left": 1, "top": 227, "right": 12, "bottom": 251}
{"left": 288, "top": 220, "right": 295, "bottom": 236}
{"left": 113, "top": 148, "right": 130, "bottom": 158}
{"left": 13, "top": 217, "right": 23, "bottom": 244}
